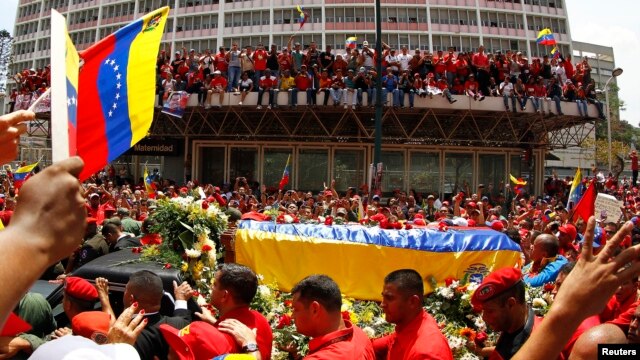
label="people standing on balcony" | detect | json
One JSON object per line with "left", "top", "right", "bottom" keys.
{"left": 240, "top": 46, "right": 255, "bottom": 90}
{"left": 171, "top": 49, "right": 185, "bottom": 75}
{"left": 346, "top": 48, "right": 361, "bottom": 73}
{"left": 214, "top": 46, "right": 229, "bottom": 80}
{"left": 472, "top": 45, "right": 491, "bottom": 96}
{"left": 266, "top": 44, "right": 280, "bottom": 79}
{"left": 329, "top": 69, "right": 346, "bottom": 107}
{"left": 252, "top": 44, "right": 268, "bottom": 86}
{"left": 575, "top": 83, "right": 589, "bottom": 118}
{"left": 305, "top": 41, "right": 321, "bottom": 70}
{"left": 455, "top": 52, "right": 470, "bottom": 85}
{"left": 510, "top": 51, "right": 523, "bottom": 83}
{"left": 237, "top": 72, "right": 253, "bottom": 106}
{"left": 432, "top": 49, "right": 446, "bottom": 81}
{"left": 256, "top": 69, "right": 278, "bottom": 110}
{"left": 332, "top": 54, "right": 348, "bottom": 75}
{"left": 319, "top": 45, "right": 335, "bottom": 76}
{"left": 360, "top": 41, "right": 375, "bottom": 71}
{"left": 225, "top": 43, "right": 242, "bottom": 92}
{"left": 398, "top": 46, "right": 412, "bottom": 74}
{"left": 278, "top": 47, "right": 293, "bottom": 76}
{"left": 199, "top": 48, "right": 214, "bottom": 78}
{"left": 576, "top": 57, "right": 592, "bottom": 86}
{"left": 385, "top": 48, "right": 400, "bottom": 75}
{"left": 547, "top": 77, "right": 564, "bottom": 116}
{"left": 552, "top": 58, "right": 567, "bottom": 85}
{"left": 500, "top": 76, "right": 517, "bottom": 113}
{"left": 563, "top": 56, "right": 575, "bottom": 84}
{"left": 186, "top": 48, "right": 199, "bottom": 73}
{"left": 585, "top": 79, "right": 605, "bottom": 120}
{"left": 444, "top": 47, "right": 457, "bottom": 87}
{"left": 408, "top": 48, "right": 425, "bottom": 77}
{"left": 354, "top": 67, "right": 369, "bottom": 107}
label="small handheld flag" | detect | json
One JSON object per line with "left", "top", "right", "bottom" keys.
{"left": 536, "top": 28, "right": 556, "bottom": 46}
{"left": 346, "top": 36, "right": 357, "bottom": 49}
{"left": 567, "top": 168, "right": 584, "bottom": 209}
{"left": 144, "top": 166, "right": 156, "bottom": 199}
{"left": 279, "top": 154, "right": 292, "bottom": 190}
{"left": 551, "top": 46, "right": 560, "bottom": 59}
{"left": 296, "top": 5, "right": 309, "bottom": 29}
{"left": 13, "top": 162, "right": 39, "bottom": 189}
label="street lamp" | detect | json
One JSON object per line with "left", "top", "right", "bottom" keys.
{"left": 604, "top": 67, "right": 623, "bottom": 173}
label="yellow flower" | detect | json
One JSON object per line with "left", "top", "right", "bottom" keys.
{"left": 181, "top": 262, "right": 189, "bottom": 272}
{"left": 350, "top": 312, "right": 360, "bottom": 325}
{"left": 361, "top": 310, "right": 374, "bottom": 323}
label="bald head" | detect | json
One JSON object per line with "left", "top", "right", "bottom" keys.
{"left": 570, "top": 324, "right": 627, "bottom": 360}
{"left": 535, "top": 234, "right": 560, "bottom": 257}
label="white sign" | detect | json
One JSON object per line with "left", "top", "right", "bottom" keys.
{"left": 594, "top": 193, "right": 623, "bottom": 223}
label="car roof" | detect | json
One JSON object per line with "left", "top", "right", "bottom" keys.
{"left": 72, "top": 250, "right": 184, "bottom": 293}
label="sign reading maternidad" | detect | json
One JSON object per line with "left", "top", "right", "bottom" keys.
{"left": 594, "top": 193, "right": 623, "bottom": 223}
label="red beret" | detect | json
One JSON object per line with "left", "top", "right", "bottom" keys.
{"left": 180, "top": 187, "right": 189, "bottom": 192}
{"left": 558, "top": 224, "right": 577, "bottom": 240}
{"left": 471, "top": 267, "right": 522, "bottom": 309}
{"left": 486, "top": 220, "right": 504, "bottom": 232}
{"left": 467, "top": 219, "right": 477, "bottom": 227}
{"left": 65, "top": 277, "right": 98, "bottom": 302}
{"left": 159, "top": 321, "right": 233, "bottom": 360}
{"left": 71, "top": 311, "right": 110, "bottom": 344}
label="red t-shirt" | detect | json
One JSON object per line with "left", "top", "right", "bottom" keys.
{"left": 295, "top": 74, "right": 311, "bottom": 91}
{"left": 215, "top": 53, "right": 228, "bottom": 72}
{"left": 253, "top": 50, "right": 268, "bottom": 71}
{"left": 216, "top": 306, "right": 273, "bottom": 360}
{"left": 372, "top": 310, "right": 452, "bottom": 360}
{"left": 85, "top": 203, "right": 109, "bottom": 225}
{"left": 608, "top": 299, "right": 640, "bottom": 333}
{"left": 473, "top": 52, "right": 489, "bottom": 70}
{"left": 259, "top": 76, "right": 278, "bottom": 89}
{"left": 433, "top": 55, "right": 446, "bottom": 74}
{"left": 464, "top": 80, "right": 478, "bottom": 92}
{"left": 631, "top": 153, "right": 638, "bottom": 171}
{"left": 278, "top": 54, "right": 292, "bottom": 72}
{"left": 210, "top": 76, "right": 228, "bottom": 90}
{"left": 445, "top": 54, "right": 457, "bottom": 73}
{"left": 561, "top": 315, "right": 601, "bottom": 359}
{"left": 305, "top": 320, "right": 375, "bottom": 360}
{"left": 601, "top": 294, "right": 638, "bottom": 322}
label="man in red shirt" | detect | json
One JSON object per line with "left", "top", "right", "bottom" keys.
{"left": 206, "top": 70, "right": 228, "bottom": 108}
{"left": 600, "top": 275, "right": 639, "bottom": 322}
{"left": 292, "top": 65, "right": 313, "bottom": 107}
{"left": 372, "top": 269, "right": 453, "bottom": 360}
{"left": 203, "top": 263, "right": 273, "bottom": 360}
{"left": 257, "top": 69, "right": 278, "bottom": 109}
{"left": 252, "top": 43, "right": 268, "bottom": 85}
{"left": 472, "top": 45, "right": 491, "bottom": 95}
{"left": 215, "top": 46, "right": 229, "bottom": 77}
{"left": 290, "top": 275, "right": 375, "bottom": 359}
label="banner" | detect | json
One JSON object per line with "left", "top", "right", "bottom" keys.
{"left": 595, "top": 193, "right": 623, "bottom": 223}
{"left": 161, "top": 91, "right": 189, "bottom": 118}
{"left": 235, "top": 221, "right": 521, "bottom": 301}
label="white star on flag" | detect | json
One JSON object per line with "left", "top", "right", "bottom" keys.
{"left": 116, "top": 82, "right": 121, "bottom": 89}
{"left": 116, "top": 73, "right": 121, "bottom": 80}
{"left": 115, "top": 93, "right": 120, "bottom": 100}
{"left": 113, "top": 65, "right": 119, "bottom": 71}
{"left": 112, "top": 103, "right": 117, "bottom": 109}
{"left": 105, "top": 58, "right": 110, "bottom": 64}
{"left": 108, "top": 110, "right": 113, "bottom": 117}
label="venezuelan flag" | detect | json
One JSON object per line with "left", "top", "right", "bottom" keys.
{"left": 235, "top": 221, "right": 521, "bottom": 300}
{"left": 49, "top": 10, "right": 79, "bottom": 162}
{"left": 296, "top": 5, "right": 308, "bottom": 29}
{"left": 551, "top": 46, "right": 561, "bottom": 59}
{"left": 76, "top": 7, "right": 169, "bottom": 180}
{"left": 567, "top": 168, "right": 584, "bottom": 210}
{"left": 144, "top": 166, "right": 155, "bottom": 198}
{"left": 346, "top": 36, "right": 357, "bottom": 49}
{"left": 278, "top": 154, "right": 291, "bottom": 190}
{"left": 536, "top": 28, "right": 556, "bottom": 46}
{"left": 13, "top": 162, "right": 38, "bottom": 189}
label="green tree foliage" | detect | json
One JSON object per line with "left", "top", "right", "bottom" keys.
{"left": 0, "top": 29, "right": 13, "bottom": 94}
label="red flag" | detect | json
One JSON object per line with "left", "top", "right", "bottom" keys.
{"left": 1, "top": 313, "right": 32, "bottom": 336}
{"left": 572, "top": 179, "right": 597, "bottom": 223}
{"left": 279, "top": 154, "right": 291, "bottom": 191}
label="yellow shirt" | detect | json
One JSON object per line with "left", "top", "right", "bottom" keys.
{"left": 279, "top": 76, "right": 296, "bottom": 91}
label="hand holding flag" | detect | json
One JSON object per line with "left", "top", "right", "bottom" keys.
{"left": 296, "top": 5, "right": 309, "bottom": 29}
{"left": 279, "top": 155, "right": 292, "bottom": 191}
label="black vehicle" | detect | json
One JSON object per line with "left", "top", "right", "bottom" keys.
{"left": 31, "top": 250, "right": 200, "bottom": 327}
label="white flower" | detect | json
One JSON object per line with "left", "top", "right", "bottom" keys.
{"left": 362, "top": 326, "right": 376, "bottom": 338}
{"left": 258, "top": 285, "right": 271, "bottom": 297}
{"left": 532, "top": 298, "right": 547, "bottom": 308}
{"left": 461, "top": 293, "right": 470, "bottom": 301}
{"left": 449, "top": 280, "right": 460, "bottom": 289}
{"left": 257, "top": 274, "right": 265, "bottom": 281}
{"left": 474, "top": 317, "right": 487, "bottom": 332}
{"left": 437, "top": 287, "right": 455, "bottom": 299}
{"left": 318, "top": 216, "right": 326, "bottom": 223}
{"left": 466, "top": 282, "right": 480, "bottom": 292}
{"left": 447, "top": 335, "right": 465, "bottom": 351}
{"left": 185, "top": 249, "right": 202, "bottom": 258}
{"left": 460, "top": 352, "right": 481, "bottom": 360}
{"left": 284, "top": 214, "right": 294, "bottom": 223}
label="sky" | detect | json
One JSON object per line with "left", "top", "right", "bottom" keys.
{"left": 1, "top": 0, "right": 637, "bottom": 124}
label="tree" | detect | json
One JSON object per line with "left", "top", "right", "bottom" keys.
{"left": 0, "top": 29, "right": 13, "bottom": 94}
{"left": 580, "top": 137, "right": 629, "bottom": 169}
{"left": 595, "top": 83, "right": 640, "bottom": 145}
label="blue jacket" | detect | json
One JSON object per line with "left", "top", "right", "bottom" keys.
{"left": 523, "top": 255, "right": 568, "bottom": 287}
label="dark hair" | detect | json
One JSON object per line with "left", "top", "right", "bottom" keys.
{"left": 559, "top": 262, "right": 576, "bottom": 275}
{"left": 101, "top": 222, "right": 120, "bottom": 236}
{"left": 217, "top": 264, "right": 258, "bottom": 305}
{"left": 494, "top": 280, "right": 526, "bottom": 305}
{"left": 291, "top": 275, "right": 342, "bottom": 313}
{"left": 505, "top": 228, "right": 521, "bottom": 244}
{"left": 128, "top": 270, "right": 164, "bottom": 306}
{"left": 384, "top": 269, "right": 424, "bottom": 299}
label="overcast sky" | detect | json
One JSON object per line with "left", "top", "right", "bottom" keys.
{"left": 1, "top": 0, "right": 637, "bottom": 125}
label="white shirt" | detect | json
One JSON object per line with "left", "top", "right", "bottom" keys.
{"left": 500, "top": 81, "right": 514, "bottom": 96}
{"left": 553, "top": 65, "right": 567, "bottom": 84}
{"left": 397, "top": 53, "right": 413, "bottom": 71}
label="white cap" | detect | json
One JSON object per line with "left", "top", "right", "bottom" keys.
{"left": 362, "top": 41, "right": 369, "bottom": 46}
{"left": 30, "top": 336, "right": 140, "bottom": 360}
{"left": 213, "top": 70, "right": 221, "bottom": 75}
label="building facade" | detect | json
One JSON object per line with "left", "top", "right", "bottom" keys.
{"left": 11, "top": 0, "right": 600, "bottom": 197}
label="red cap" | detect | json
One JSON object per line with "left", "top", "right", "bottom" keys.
{"left": 471, "top": 267, "right": 523, "bottom": 309}
{"left": 206, "top": 196, "right": 216, "bottom": 203}
{"left": 159, "top": 321, "right": 234, "bottom": 360}
{"left": 241, "top": 211, "right": 271, "bottom": 222}
{"left": 467, "top": 202, "right": 477, "bottom": 208}
{"left": 180, "top": 187, "right": 189, "bottom": 193}
{"left": 558, "top": 224, "right": 577, "bottom": 240}
{"left": 71, "top": 311, "right": 110, "bottom": 344}
{"left": 214, "top": 186, "right": 221, "bottom": 192}
{"left": 64, "top": 277, "right": 98, "bottom": 302}
{"left": 467, "top": 219, "right": 477, "bottom": 227}
{"left": 324, "top": 190, "right": 333, "bottom": 196}
{"left": 86, "top": 217, "right": 98, "bottom": 224}
{"left": 486, "top": 220, "right": 504, "bottom": 232}
{"left": 103, "top": 203, "right": 116, "bottom": 212}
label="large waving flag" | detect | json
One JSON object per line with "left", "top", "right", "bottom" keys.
{"left": 13, "top": 162, "right": 38, "bottom": 189}
{"left": 278, "top": 154, "right": 292, "bottom": 190}
{"left": 572, "top": 179, "right": 597, "bottom": 223}
{"left": 536, "top": 28, "right": 556, "bottom": 46}
{"left": 567, "top": 168, "right": 584, "bottom": 209}
{"left": 77, "top": 8, "right": 169, "bottom": 180}
{"left": 50, "top": 10, "right": 79, "bottom": 163}
{"left": 296, "top": 5, "right": 309, "bottom": 29}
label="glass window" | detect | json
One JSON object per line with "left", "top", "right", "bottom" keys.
{"left": 263, "top": 149, "right": 293, "bottom": 191}
{"left": 479, "top": 154, "right": 506, "bottom": 198}
{"left": 510, "top": 154, "right": 523, "bottom": 179}
{"left": 381, "top": 151, "right": 405, "bottom": 195}
{"left": 230, "top": 147, "right": 258, "bottom": 184}
{"left": 333, "top": 149, "right": 366, "bottom": 192}
{"left": 298, "top": 149, "right": 328, "bottom": 192}
{"left": 444, "top": 153, "right": 473, "bottom": 197}
{"left": 200, "top": 147, "right": 225, "bottom": 185}
{"left": 408, "top": 152, "right": 440, "bottom": 196}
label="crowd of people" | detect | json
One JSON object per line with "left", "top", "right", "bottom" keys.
{"left": 1, "top": 108, "right": 640, "bottom": 360}
{"left": 156, "top": 40, "right": 605, "bottom": 117}
{"left": 6, "top": 66, "right": 51, "bottom": 113}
